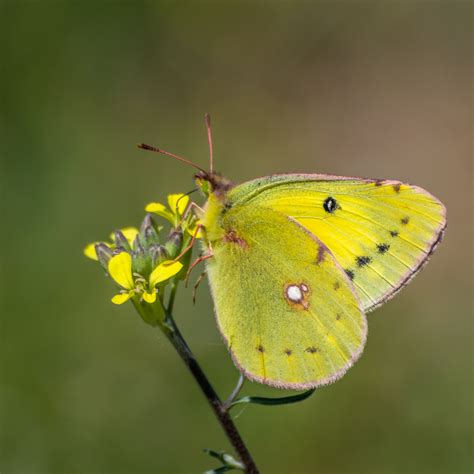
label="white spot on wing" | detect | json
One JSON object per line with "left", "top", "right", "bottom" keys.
{"left": 287, "top": 285, "right": 303, "bottom": 302}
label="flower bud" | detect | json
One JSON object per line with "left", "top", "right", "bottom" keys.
{"left": 114, "top": 230, "right": 132, "bottom": 251}
{"left": 139, "top": 214, "right": 161, "bottom": 249}
{"left": 131, "top": 239, "right": 151, "bottom": 276}
{"left": 165, "top": 228, "right": 183, "bottom": 259}
{"left": 150, "top": 244, "right": 168, "bottom": 268}
{"left": 95, "top": 243, "right": 114, "bottom": 271}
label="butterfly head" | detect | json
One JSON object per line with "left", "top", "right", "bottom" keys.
{"left": 195, "top": 170, "right": 233, "bottom": 199}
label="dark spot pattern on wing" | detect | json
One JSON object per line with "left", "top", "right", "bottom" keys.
{"left": 356, "top": 256, "right": 372, "bottom": 267}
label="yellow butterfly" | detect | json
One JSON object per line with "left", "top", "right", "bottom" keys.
{"left": 140, "top": 115, "right": 446, "bottom": 390}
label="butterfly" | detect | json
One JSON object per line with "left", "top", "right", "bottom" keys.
{"left": 139, "top": 115, "right": 446, "bottom": 390}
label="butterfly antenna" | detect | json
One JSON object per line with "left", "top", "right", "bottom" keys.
{"left": 204, "top": 113, "right": 214, "bottom": 173}
{"left": 137, "top": 143, "right": 205, "bottom": 172}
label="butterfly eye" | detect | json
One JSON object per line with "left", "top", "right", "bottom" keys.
{"left": 323, "top": 197, "right": 338, "bottom": 213}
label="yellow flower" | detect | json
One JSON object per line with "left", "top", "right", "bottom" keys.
{"left": 186, "top": 219, "right": 203, "bottom": 238}
{"left": 84, "top": 227, "right": 139, "bottom": 261}
{"left": 146, "top": 194, "right": 202, "bottom": 238}
{"left": 108, "top": 252, "right": 183, "bottom": 305}
{"left": 145, "top": 194, "right": 189, "bottom": 225}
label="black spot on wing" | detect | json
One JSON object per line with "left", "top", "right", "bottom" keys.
{"left": 333, "top": 281, "right": 340, "bottom": 291}
{"left": 257, "top": 345, "right": 265, "bottom": 353}
{"left": 393, "top": 183, "right": 401, "bottom": 193}
{"left": 390, "top": 230, "right": 399, "bottom": 237}
{"left": 401, "top": 216, "right": 410, "bottom": 225}
{"left": 345, "top": 269, "right": 355, "bottom": 280}
{"left": 284, "top": 349, "right": 292, "bottom": 356}
{"left": 356, "top": 256, "right": 372, "bottom": 267}
{"left": 323, "top": 197, "right": 338, "bottom": 213}
{"left": 377, "top": 243, "right": 390, "bottom": 254}
{"left": 305, "top": 346, "right": 319, "bottom": 354}
{"left": 222, "top": 201, "right": 233, "bottom": 214}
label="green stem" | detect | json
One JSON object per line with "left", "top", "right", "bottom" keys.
{"left": 160, "top": 314, "right": 259, "bottom": 474}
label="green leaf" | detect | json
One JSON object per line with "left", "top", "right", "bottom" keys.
{"left": 229, "top": 388, "right": 315, "bottom": 409}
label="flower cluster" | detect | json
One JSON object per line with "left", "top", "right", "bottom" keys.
{"left": 84, "top": 193, "right": 199, "bottom": 325}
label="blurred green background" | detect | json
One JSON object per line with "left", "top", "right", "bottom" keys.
{"left": 2, "top": 1, "right": 471, "bottom": 473}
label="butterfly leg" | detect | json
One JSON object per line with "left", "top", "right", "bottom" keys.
{"left": 184, "top": 201, "right": 205, "bottom": 220}
{"left": 171, "top": 223, "right": 203, "bottom": 263}
{"left": 192, "top": 270, "right": 207, "bottom": 305}
{"left": 185, "top": 250, "right": 214, "bottom": 287}
{"left": 176, "top": 201, "right": 205, "bottom": 234}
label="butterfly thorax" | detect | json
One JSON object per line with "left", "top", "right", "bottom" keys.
{"left": 196, "top": 171, "right": 234, "bottom": 243}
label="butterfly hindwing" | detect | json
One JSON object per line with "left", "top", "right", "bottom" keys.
{"left": 205, "top": 204, "right": 367, "bottom": 389}
{"left": 228, "top": 174, "right": 446, "bottom": 312}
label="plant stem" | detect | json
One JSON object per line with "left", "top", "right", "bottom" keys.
{"left": 223, "top": 374, "right": 245, "bottom": 410}
{"left": 161, "top": 314, "right": 259, "bottom": 473}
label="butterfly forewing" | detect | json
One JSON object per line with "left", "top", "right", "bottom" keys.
{"left": 205, "top": 205, "right": 367, "bottom": 389}
{"left": 228, "top": 175, "right": 446, "bottom": 312}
